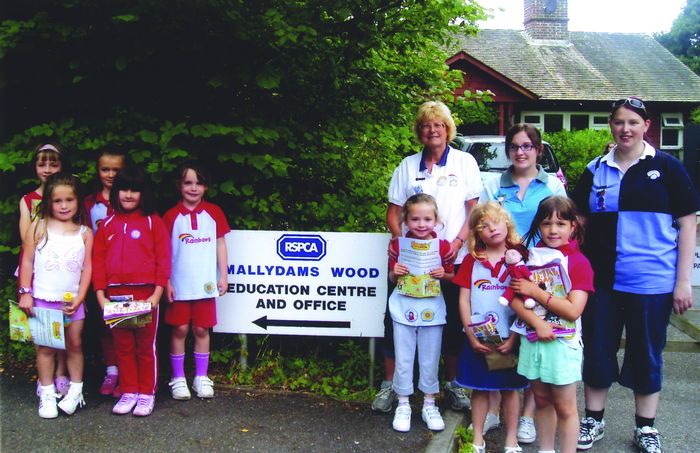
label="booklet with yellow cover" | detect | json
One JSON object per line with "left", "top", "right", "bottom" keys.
{"left": 396, "top": 237, "right": 442, "bottom": 298}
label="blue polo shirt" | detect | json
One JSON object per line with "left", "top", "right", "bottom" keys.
{"left": 480, "top": 165, "right": 566, "bottom": 237}
{"left": 572, "top": 143, "right": 700, "bottom": 294}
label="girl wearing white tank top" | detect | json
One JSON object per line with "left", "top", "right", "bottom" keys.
{"left": 18, "top": 172, "right": 93, "bottom": 419}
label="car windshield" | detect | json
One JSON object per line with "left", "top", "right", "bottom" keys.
{"left": 469, "top": 142, "right": 558, "bottom": 173}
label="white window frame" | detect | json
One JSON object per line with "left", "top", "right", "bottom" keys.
{"left": 660, "top": 113, "right": 684, "bottom": 150}
{"left": 520, "top": 111, "right": 610, "bottom": 131}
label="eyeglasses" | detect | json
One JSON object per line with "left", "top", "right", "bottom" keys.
{"left": 612, "top": 98, "right": 646, "bottom": 111}
{"left": 420, "top": 122, "right": 446, "bottom": 131}
{"left": 508, "top": 143, "right": 535, "bottom": 152}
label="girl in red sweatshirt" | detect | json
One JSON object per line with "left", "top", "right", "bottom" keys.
{"left": 92, "top": 165, "right": 171, "bottom": 417}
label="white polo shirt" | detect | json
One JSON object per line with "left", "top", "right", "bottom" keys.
{"left": 388, "top": 146, "right": 482, "bottom": 264}
{"left": 163, "top": 201, "right": 230, "bottom": 301}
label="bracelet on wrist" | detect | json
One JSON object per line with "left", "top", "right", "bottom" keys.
{"left": 545, "top": 293, "right": 553, "bottom": 308}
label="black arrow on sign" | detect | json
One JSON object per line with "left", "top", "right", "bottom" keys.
{"left": 252, "top": 316, "right": 351, "bottom": 330}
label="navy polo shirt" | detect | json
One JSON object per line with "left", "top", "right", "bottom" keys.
{"left": 572, "top": 144, "right": 700, "bottom": 294}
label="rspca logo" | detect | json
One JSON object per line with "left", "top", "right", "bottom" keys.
{"left": 276, "top": 234, "right": 327, "bottom": 261}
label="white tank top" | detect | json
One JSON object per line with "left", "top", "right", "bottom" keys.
{"left": 33, "top": 225, "right": 87, "bottom": 302}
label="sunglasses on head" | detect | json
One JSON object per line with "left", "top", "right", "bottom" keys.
{"left": 612, "top": 98, "right": 646, "bottom": 111}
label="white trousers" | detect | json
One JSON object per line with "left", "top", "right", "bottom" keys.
{"left": 391, "top": 322, "right": 443, "bottom": 396}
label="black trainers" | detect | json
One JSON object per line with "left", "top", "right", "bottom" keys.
{"left": 577, "top": 416, "right": 605, "bottom": 450}
{"left": 634, "top": 426, "right": 663, "bottom": 453}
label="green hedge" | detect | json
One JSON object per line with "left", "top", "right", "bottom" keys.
{"left": 544, "top": 129, "right": 613, "bottom": 192}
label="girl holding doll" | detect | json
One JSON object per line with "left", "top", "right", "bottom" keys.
{"left": 509, "top": 195, "right": 594, "bottom": 453}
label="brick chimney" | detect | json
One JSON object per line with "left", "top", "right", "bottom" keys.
{"left": 524, "top": 0, "right": 569, "bottom": 41}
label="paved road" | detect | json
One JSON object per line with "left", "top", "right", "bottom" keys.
{"left": 2, "top": 302, "right": 699, "bottom": 453}
{"left": 0, "top": 374, "right": 432, "bottom": 453}
{"left": 2, "top": 345, "right": 698, "bottom": 453}
{"left": 484, "top": 348, "right": 700, "bottom": 453}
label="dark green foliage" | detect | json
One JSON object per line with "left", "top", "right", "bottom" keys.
{"left": 0, "top": 1, "right": 492, "bottom": 369}
{"left": 655, "top": 0, "right": 700, "bottom": 76}
{"left": 543, "top": 129, "right": 613, "bottom": 192}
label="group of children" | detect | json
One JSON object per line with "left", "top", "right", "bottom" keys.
{"left": 388, "top": 193, "right": 593, "bottom": 453}
{"left": 16, "top": 143, "right": 230, "bottom": 418}
{"left": 16, "top": 142, "right": 592, "bottom": 451}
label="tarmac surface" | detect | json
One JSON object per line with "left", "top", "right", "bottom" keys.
{"left": 1, "top": 341, "right": 698, "bottom": 453}
{"left": 2, "top": 291, "right": 699, "bottom": 453}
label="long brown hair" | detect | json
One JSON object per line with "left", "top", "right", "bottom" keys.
{"left": 523, "top": 196, "right": 585, "bottom": 247}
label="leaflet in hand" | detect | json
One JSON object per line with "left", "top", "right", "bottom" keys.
{"left": 525, "top": 327, "right": 576, "bottom": 343}
{"left": 104, "top": 295, "right": 152, "bottom": 328}
{"left": 10, "top": 300, "right": 67, "bottom": 349}
{"left": 9, "top": 300, "right": 32, "bottom": 343}
{"left": 396, "top": 237, "right": 441, "bottom": 298}
{"left": 467, "top": 313, "right": 502, "bottom": 344}
{"left": 30, "top": 307, "right": 66, "bottom": 349}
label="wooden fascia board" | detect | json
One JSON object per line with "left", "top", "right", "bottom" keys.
{"left": 447, "top": 51, "right": 539, "bottom": 101}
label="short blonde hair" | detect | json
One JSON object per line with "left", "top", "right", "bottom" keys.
{"left": 413, "top": 101, "right": 457, "bottom": 143}
{"left": 468, "top": 202, "right": 521, "bottom": 261}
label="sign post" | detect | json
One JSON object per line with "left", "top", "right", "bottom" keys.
{"left": 215, "top": 230, "right": 390, "bottom": 338}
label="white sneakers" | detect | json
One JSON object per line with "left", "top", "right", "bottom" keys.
{"left": 38, "top": 383, "right": 84, "bottom": 418}
{"left": 192, "top": 376, "right": 214, "bottom": 399}
{"left": 38, "top": 390, "right": 60, "bottom": 419}
{"left": 392, "top": 404, "right": 412, "bottom": 432}
{"left": 421, "top": 405, "right": 445, "bottom": 431}
{"left": 57, "top": 385, "right": 85, "bottom": 415}
{"left": 392, "top": 404, "right": 445, "bottom": 432}
{"left": 170, "top": 376, "right": 215, "bottom": 399}
{"left": 517, "top": 415, "right": 536, "bottom": 444}
{"left": 169, "top": 377, "right": 192, "bottom": 400}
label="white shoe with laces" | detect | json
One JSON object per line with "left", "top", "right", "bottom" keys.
{"left": 57, "top": 385, "right": 85, "bottom": 415}
{"left": 392, "top": 404, "right": 412, "bottom": 432}
{"left": 421, "top": 405, "right": 445, "bottom": 431}
{"left": 517, "top": 415, "right": 536, "bottom": 444}
{"left": 470, "top": 411, "right": 501, "bottom": 433}
{"left": 38, "top": 390, "right": 60, "bottom": 419}
{"left": 192, "top": 375, "right": 214, "bottom": 398}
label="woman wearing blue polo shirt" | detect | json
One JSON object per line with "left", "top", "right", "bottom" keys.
{"left": 572, "top": 97, "right": 699, "bottom": 453}
{"left": 480, "top": 123, "right": 566, "bottom": 237}
{"left": 479, "top": 123, "right": 566, "bottom": 445}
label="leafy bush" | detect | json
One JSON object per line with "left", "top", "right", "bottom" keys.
{"left": 1, "top": 1, "right": 494, "bottom": 370}
{"left": 690, "top": 106, "right": 700, "bottom": 124}
{"left": 544, "top": 129, "right": 613, "bottom": 191}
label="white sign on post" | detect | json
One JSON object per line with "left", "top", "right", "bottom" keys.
{"left": 214, "top": 230, "right": 391, "bottom": 337}
{"left": 693, "top": 246, "right": 700, "bottom": 286}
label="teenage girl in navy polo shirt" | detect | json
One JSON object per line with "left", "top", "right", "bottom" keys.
{"left": 572, "top": 97, "right": 700, "bottom": 453}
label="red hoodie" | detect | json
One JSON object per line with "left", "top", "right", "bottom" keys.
{"left": 92, "top": 210, "right": 171, "bottom": 290}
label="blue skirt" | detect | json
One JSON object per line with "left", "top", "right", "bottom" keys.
{"left": 455, "top": 338, "right": 529, "bottom": 391}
